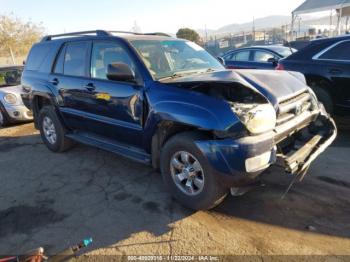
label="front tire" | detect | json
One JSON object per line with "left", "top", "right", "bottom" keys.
{"left": 38, "top": 106, "right": 74, "bottom": 152}
{"left": 160, "top": 132, "right": 228, "bottom": 210}
{"left": 0, "top": 110, "right": 10, "bottom": 127}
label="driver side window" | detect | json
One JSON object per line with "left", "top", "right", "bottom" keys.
{"left": 253, "top": 51, "right": 276, "bottom": 62}
{"left": 91, "top": 42, "right": 136, "bottom": 80}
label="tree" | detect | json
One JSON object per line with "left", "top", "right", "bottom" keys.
{"left": 176, "top": 28, "right": 200, "bottom": 43}
{"left": 0, "top": 14, "right": 45, "bottom": 64}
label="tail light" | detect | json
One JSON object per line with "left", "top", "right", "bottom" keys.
{"left": 275, "top": 63, "right": 285, "bottom": 70}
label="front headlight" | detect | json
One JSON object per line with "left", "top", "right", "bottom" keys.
{"left": 4, "top": 93, "right": 18, "bottom": 105}
{"left": 231, "top": 103, "right": 276, "bottom": 134}
{"left": 308, "top": 87, "right": 319, "bottom": 110}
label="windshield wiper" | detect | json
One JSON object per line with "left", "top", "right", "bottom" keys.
{"left": 158, "top": 68, "right": 218, "bottom": 81}
{"left": 158, "top": 71, "right": 201, "bottom": 81}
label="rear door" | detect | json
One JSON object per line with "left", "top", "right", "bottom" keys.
{"left": 223, "top": 50, "right": 252, "bottom": 69}
{"left": 315, "top": 40, "right": 350, "bottom": 108}
{"left": 50, "top": 40, "right": 91, "bottom": 131}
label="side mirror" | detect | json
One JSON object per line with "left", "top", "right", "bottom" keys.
{"left": 267, "top": 57, "right": 278, "bottom": 66}
{"left": 107, "top": 63, "right": 136, "bottom": 82}
{"left": 217, "top": 57, "right": 225, "bottom": 66}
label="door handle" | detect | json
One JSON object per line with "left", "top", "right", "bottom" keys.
{"left": 84, "top": 83, "right": 96, "bottom": 91}
{"left": 329, "top": 68, "right": 342, "bottom": 75}
{"left": 49, "top": 78, "right": 59, "bottom": 85}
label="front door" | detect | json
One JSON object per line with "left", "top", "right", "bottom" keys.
{"left": 251, "top": 50, "right": 278, "bottom": 70}
{"left": 81, "top": 40, "right": 144, "bottom": 147}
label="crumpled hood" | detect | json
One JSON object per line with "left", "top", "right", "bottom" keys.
{"left": 234, "top": 69, "right": 309, "bottom": 105}
{"left": 161, "top": 69, "right": 309, "bottom": 107}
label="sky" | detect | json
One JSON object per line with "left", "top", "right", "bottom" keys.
{"left": 0, "top": 0, "right": 306, "bottom": 34}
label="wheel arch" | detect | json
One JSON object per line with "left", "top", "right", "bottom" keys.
{"left": 31, "top": 93, "right": 57, "bottom": 129}
{"left": 304, "top": 74, "right": 335, "bottom": 112}
{"left": 150, "top": 120, "right": 213, "bottom": 170}
{"left": 305, "top": 74, "right": 333, "bottom": 93}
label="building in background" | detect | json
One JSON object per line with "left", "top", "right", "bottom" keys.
{"left": 292, "top": 0, "right": 350, "bottom": 40}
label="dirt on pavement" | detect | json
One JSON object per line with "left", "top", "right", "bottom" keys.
{"left": 0, "top": 122, "right": 349, "bottom": 260}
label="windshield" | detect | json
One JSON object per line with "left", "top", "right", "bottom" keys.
{"left": 0, "top": 69, "right": 22, "bottom": 88}
{"left": 130, "top": 40, "right": 224, "bottom": 80}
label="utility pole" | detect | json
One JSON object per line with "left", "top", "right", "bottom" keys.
{"left": 330, "top": 10, "right": 333, "bottom": 36}
{"left": 205, "top": 24, "right": 208, "bottom": 43}
{"left": 252, "top": 16, "right": 256, "bottom": 43}
{"left": 337, "top": 7, "right": 343, "bottom": 36}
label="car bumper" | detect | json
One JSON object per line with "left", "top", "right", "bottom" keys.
{"left": 194, "top": 104, "right": 337, "bottom": 187}
{"left": 1, "top": 103, "right": 33, "bottom": 122}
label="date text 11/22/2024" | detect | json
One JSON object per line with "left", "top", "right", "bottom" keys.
{"left": 127, "top": 255, "right": 219, "bottom": 261}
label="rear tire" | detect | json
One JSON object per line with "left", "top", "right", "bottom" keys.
{"left": 160, "top": 132, "right": 228, "bottom": 210}
{"left": 311, "top": 85, "right": 333, "bottom": 114}
{"left": 38, "top": 106, "right": 75, "bottom": 152}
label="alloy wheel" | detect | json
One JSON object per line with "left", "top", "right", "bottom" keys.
{"left": 42, "top": 116, "right": 57, "bottom": 144}
{"left": 170, "top": 151, "right": 205, "bottom": 196}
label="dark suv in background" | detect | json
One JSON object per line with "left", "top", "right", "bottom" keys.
{"left": 277, "top": 35, "right": 350, "bottom": 115}
{"left": 22, "top": 30, "right": 336, "bottom": 210}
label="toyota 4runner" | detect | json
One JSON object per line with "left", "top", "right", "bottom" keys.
{"left": 22, "top": 30, "right": 337, "bottom": 210}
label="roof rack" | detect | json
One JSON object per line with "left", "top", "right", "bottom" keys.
{"left": 41, "top": 30, "right": 171, "bottom": 42}
{"left": 41, "top": 30, "right": 111, "bottom": 41}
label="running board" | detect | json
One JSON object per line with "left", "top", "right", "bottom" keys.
{"left": 66, "top": 132, "right": 151, "bottom": 164}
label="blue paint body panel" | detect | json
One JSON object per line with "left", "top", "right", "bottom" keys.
{"left": 21, "top": 34, "right": 318, "bottom": 183}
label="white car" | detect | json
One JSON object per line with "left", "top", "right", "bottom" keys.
{"left": 0, "top": 66, "right": 33, "bottom": 127}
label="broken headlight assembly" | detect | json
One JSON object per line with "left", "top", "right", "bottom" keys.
{"left": 307, "top": 88, "right": 320, "bottom": 111}
{"left": 231, "top": 103, "right": 276, "bottom": 135}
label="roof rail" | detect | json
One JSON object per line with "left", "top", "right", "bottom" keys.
{"left": 143, "top": 32, "right": 172, "bottom": 37}
{"left": 41, "top": 30, "right": 111, "bottom": 42}
{"left": 41, "top": 30, "right": 172, "bottom": 42}
{"left": 108, "top": 31, "right": 172, "bottom": 37}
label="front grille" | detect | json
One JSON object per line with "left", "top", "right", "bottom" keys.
{"left": 277, "top": 91, "right": 314, "bottom": 126}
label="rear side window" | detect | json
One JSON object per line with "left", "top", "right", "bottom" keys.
{"left": 63, "top": 42, "right": 89, "bottom": 77}
{"left": 319, "top": 41, "right": 350, "bottom": 61}
{"left": 25, "top": 44, "right": 51, "bottom": 71}
{"left": 225, "top": 51, "right": 250, "bottom": 62}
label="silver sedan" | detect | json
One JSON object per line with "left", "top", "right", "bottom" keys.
{"left": 0, "top": 66, "right": 33, "bottom": 127}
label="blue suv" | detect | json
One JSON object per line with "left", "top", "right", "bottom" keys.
{"left": 22, "top": 30, "right": 336, "bottom": 210}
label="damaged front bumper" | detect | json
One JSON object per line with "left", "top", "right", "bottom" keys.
{"left": 194, "top": 104, "right": 337, "bottom": 187}
{"left": 276, "top": 105, "right": 337, "bottom": 179}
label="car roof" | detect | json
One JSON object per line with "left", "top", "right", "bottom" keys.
{"left": 310, "top": 34, "right": 350, "bottom": 44}
{"left": 115, "top": 34, "right": 178, "bottom": 41}
{"left": 223, "top": 45, "right": 290, "bottom": 56}
{"left": 283, "top": 34, "right": 350, "bottom": 60}
{"left": 40, "top": 30, "right": 178, "bottom": 43}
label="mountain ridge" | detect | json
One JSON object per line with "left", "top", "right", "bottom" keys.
{"left": 197, "top": 15, "right": 336, "bottom": 36}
